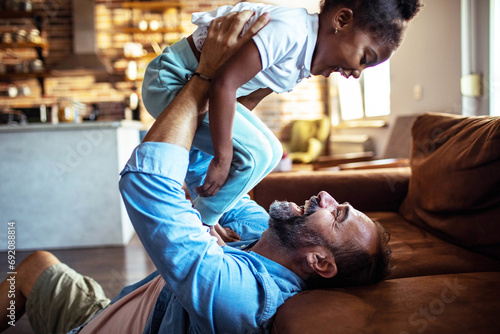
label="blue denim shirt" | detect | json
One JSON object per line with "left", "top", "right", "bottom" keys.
{"left": 70, "top": 143, "right": 305, "bottom": 334}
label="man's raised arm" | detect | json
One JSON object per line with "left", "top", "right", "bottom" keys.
{"left": 118, "top": 11, "right": 270, "bottom": 332}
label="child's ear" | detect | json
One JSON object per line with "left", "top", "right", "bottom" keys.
{"left": 331, "top": 8, "right": 354, "bottom": 30}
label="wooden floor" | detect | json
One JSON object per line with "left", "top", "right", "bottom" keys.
{"left": 0, "top": 234, "right": 155, "bottom": 334}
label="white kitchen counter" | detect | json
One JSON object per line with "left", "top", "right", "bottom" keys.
{"left": 0, "top": 121, "right": 143, "bottom": 250}
{"left": 0, "top": 120, "right": 143, "bottom": 132}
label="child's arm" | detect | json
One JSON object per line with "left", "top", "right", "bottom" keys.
{"left": 195, "top": 40, "right": 265, "bottom": 197}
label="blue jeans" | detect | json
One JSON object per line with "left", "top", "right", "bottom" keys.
{"left": 142, "top": 38, "right": 282, "bottom": 225}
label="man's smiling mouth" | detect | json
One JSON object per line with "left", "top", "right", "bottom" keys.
{"left": 303, "top": 196, "right": 320, "bottom": 215}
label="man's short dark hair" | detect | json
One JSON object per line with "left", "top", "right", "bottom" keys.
{"left": 306, "top": 220, "right": 392, "bottom": 289}
{"left": 268, "top": 212, "right": 392, "bottom": 289}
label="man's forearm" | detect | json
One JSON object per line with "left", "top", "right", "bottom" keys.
{"left": 142, "top": 77, "right": 210, "bottom": 151}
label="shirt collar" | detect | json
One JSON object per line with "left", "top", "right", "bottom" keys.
{"left": 249, "top": 251, "right": 307, "bottom": 292}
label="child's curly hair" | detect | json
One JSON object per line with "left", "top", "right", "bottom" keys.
{"left": 320, "top": 0, "right": 422, "bottom": 49}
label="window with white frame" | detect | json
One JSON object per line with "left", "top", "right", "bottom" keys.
{"left": 336, "top": 60, "right": 391, "bottom": 122}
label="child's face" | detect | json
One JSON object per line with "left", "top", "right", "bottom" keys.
{"left": 311, "top": 27, "right": 393, "bottom": 79}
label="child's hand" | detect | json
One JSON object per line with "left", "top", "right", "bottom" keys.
{"left": 195, "top": 157, "right": 231, "bottom": 197}
{"left": 206, "top": 223, "right": 241, "bottom": 246}
{"left": 214, "top": 223, "right": 241, "bottom": 243}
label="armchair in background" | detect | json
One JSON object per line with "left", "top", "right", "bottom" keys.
{"left": 282, "top": 116, "right": 330, "bottom": 164}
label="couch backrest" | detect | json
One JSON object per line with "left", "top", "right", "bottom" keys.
{"left": 400, "top": 113, "right": 500, "bottom": 260}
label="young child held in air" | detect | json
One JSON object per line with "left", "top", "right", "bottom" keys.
{"left": 142, "top": 0, "right": 421, "bottom": 230}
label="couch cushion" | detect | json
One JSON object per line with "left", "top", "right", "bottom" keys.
{"left": 368, "top": 212, "right": 500, "bottom": 279}
{"left": 271, "top": 272, "right": 500, "bottom": 334}
{"left": 399, "top": 113, "right": 500, "bottom": 260}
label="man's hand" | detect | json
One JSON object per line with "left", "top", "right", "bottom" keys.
{"left": 197, "top": 10, "right": 270, "bottom": 78}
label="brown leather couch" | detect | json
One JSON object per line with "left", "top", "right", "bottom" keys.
{"left": 252, "top": 113, "right": 500, "bottom": 333}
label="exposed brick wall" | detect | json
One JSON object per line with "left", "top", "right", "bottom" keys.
{"left": 254, "top": 77, "right": 327, "bottom": 141}
{"left": 0, "top": 0, "right": 328, "bottom": 141}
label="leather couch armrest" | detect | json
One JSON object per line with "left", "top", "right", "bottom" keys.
{"left": 252, "top": 167, "right": 411, "bottom": 213}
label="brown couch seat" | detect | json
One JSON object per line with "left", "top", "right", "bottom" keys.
{"left": 272, "top": 272, "right": 500, "bottom": 334}
{"left": 367, "top": 212, "right": 500, "bottom": 279}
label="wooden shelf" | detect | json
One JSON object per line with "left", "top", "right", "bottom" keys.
{"left": 0, "top": 10, "right": 41, "bottom": 20}
{"left": 0, "top": 72, "right": 50, "bottom": 81}
{"left": 122, "top": 1, "right": 185, "bottom": 9}
{"left": 121, "top": 27, "right": 183, "bottom": 34}
{"left": 124, "top": 54, "right": 158, "bottom": 61}
{"left": 96, "top": 72, "right": 143, "bottom": 83}
{"left": 0, "top": 42, "right": 48, "bottom": 49}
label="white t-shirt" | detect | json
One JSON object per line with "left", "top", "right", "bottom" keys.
{"left": 191, "top": 2, "right": 319, "bottom": 96}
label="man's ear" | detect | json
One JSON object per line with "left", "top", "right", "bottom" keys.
{"left": 331, "top": 8, "right": 354, "bottom": 31}
{"left": 306, "top": 251, "right": 338, "bottom": 279}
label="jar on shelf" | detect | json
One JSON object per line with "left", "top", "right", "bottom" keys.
{"left": 27, "top": 29, "right": 41, "bottom": 44}
{"left": 15, "top": 30, "right": 28, "bottom": 43}
{"left": 164, "top": 8, "right": 178, "bottom": 29}
{"left": 2, "top": 32, "right": 13, "bottom": 44}
{"left": 29, "top": 59, "right": 44, "bottom": 73}
{"left": 21, "top": 0, "right": 32, "bottom": 12}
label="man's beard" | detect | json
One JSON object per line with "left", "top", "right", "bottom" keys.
{"left": 268, "top": 201, "right": 297, "bottom": 222}
{"left": 268, "top": 196, "right": 320, "bottom": 222}
{"left": 268, "top": 198, "right": 325, "bottom": 250}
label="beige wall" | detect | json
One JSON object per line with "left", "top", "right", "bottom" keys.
{"left": 336, "top": 0, "right": 463, "bottom": 156}
{"left": 268, "top": 0, "right": 464, "bottom": 119}
{"left": 390, "top": 0, "right": 462, "bottom": 117}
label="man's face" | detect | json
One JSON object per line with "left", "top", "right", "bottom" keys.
{"left": 269, "top": 191, "right": 378, "bottom": 254}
